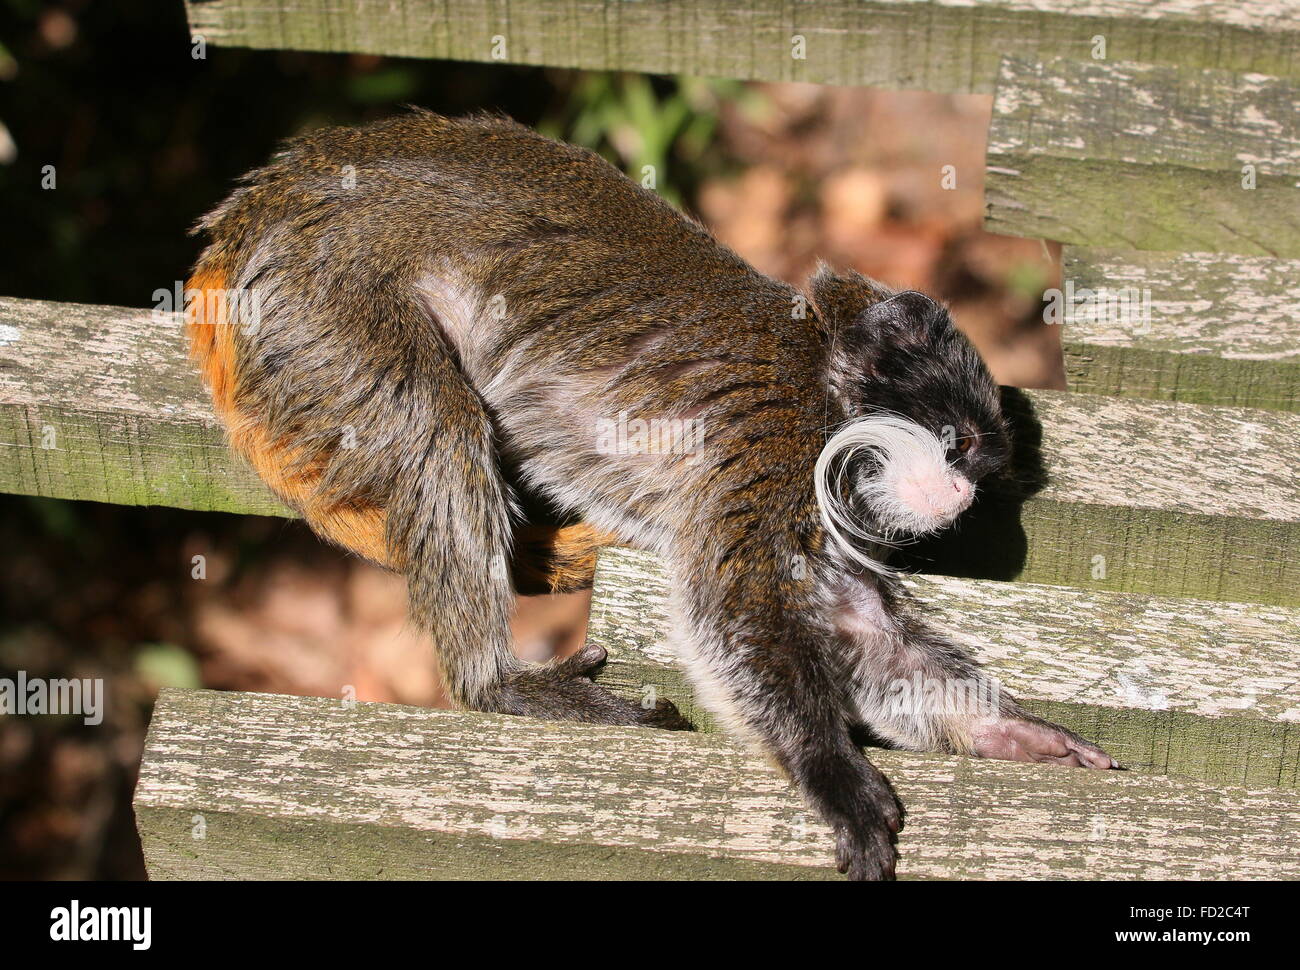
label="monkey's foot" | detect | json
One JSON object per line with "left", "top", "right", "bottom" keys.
{"left": 489, "top": 645, "right": 692, "bottom": 730}
{"left": 971, "top": 714, "right": 1117, "bottom": 769}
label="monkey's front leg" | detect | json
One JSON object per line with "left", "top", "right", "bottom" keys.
{"left": 839, "top": 581, "right": 1117, "bottom": 769}
{"left": 677, "top": 617, "right": 905, "bottom": 880}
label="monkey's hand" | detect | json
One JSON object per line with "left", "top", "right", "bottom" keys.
{"left": 970, "top": 713, "right": 1117, "bottom": 769}
{"left": 800, "top": 750, "right": 905, "bottom": 880}
{"left": 832, "top": 782, "right": 904, "bottom": 880}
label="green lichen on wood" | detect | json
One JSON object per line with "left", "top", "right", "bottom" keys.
{"left": 587, "top": 548, "right": 1300, "bottom": 789}
{"left": 985, "top": 59, "right": 1300, "bottom": 257}
{"left": 182, "top": 0, "right": 1300, "bottom": 94}
{"left": 1063, "top": 345, "right": 1300, "bottom": 412}
{"left": 138, "top": 808, "right": 843, "bottom": 881}
{"left": 915, "top": 496, "right": 1300, "bottom": 607}
{"left": 134, "top": 689, "right": 1300, "bottom": 880}
{"left": 0, "top": 403, "right": 289, "bottom": 516}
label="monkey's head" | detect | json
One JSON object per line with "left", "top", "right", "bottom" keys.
{"left": 811, "top": 269, "right": 1010, "bottom": 572}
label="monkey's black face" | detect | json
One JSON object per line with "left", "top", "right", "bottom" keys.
{"left": 855, "top": 292, "right": 1010, "bottom": 477}
{"left": 823, "top": 291, "right": 1011, "bottom": 540}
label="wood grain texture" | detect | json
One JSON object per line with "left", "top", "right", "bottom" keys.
{"left": 587, "top": 547, "right": 1300, "bottom": 788}
{"left": 182, "top": 0, "right": 1300, "bottom": 95}
{"left": 2, "top": 298, "right": 1297, "bottom": 604}
{"left": 1019, "top": 391, "right": 1296, "bottom": 520}
{"left": 134, "top": 688, "right": 1300, "bottom": 880}
{"left": 1059, "top": 247, "right": 1300, "bottom": 411}
{"left": 0, "top": 297, "right": 287, "bottom": 515}
{"left": 986, "top": 58, "right": 1300, "bottom": 256}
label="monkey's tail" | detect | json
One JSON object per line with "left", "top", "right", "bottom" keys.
{"left": 512, "top": 522, "right": 614, "bottom": 595}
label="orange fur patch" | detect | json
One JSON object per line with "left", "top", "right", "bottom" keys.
{"left": 185, "top": 266, "right": 393, "bottom": 566}
{"left": 513, "top": 522, "right": 616, "bottom": 594}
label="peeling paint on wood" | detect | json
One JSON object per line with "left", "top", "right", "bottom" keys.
{"left": 1025, "top": 391, "right": 1297, "bottom": 520}
{"left": 986, "top": 58, "right": 1300, "bottom": 256}
{"left": 917, "top": 390, "right": 1300, "bottom": 606}
{"left": 134, "top": 688, "right": 1300, "bottom": 879}
{"left": 0, "top": 298, "right": 287, "bottom": 515}
{"left": 1059, "top": 247, "right": 1300, "bottom": 411}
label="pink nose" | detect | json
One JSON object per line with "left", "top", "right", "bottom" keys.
{"left": 898, "top": 474, "right": 973, "bottom": 520}
{"left": 939, "top": 479, "right": 971, "bottom": 514}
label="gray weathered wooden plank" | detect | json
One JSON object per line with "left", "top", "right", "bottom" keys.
{"left": 183, "top": 0, "right": 1300, "bottom": 95}
{"left": 986, "top": 58, "right": 1300, "bottom": 257}
{"left": 2, "top": 296, "right": 1298, "bottom": 604}
{"left": 0, "top": 297, "right": 287, "bottom": 515}
{"left": 586, "top": 547, "right": 1300, "bottom": 789}
{"left": 1058, "top": 247, "right": 1300, "bottom": 411}
{"left": 134, "top": 688, "right": 1300, "bottom": 880}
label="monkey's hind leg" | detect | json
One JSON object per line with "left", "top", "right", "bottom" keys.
{"left": 384, "top": 387, "right": 685, "bottom": 728}
{"left": 185, "top": 264, "right": 684, "bottom": 731}
{"left": 340, "top": 362, "right": 687, "bottom": 729}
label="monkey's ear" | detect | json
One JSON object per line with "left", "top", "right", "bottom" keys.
{"left": 845, "top": 291, "right": 951, "bottom": 355}
{"left": 808, "top": 265, "right": 895, "bottom": 337}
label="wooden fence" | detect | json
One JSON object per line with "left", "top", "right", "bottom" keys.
{"left": 2, "top": 0, "right": 1297, "bottom": 878}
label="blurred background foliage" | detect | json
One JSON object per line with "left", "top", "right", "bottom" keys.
{"left": 539, "top": 73, "right": 762, "bottom": 206}
{"left": 0, "top": 1, "right": 1060, "bottom": 878}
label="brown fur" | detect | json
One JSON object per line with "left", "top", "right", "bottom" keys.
{"left": 512, "top": 522, "right": 614, "bottom": 594}
{"left": 187, "top": 262, "right": 610, "bottom": 585}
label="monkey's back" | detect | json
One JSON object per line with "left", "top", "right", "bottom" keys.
{"left": 188, "top": 110, "right": 831, "bottom": 574}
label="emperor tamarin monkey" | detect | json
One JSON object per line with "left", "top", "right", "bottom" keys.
{"left": 186, "top": 110, "right": 1116, "bottom": 880}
